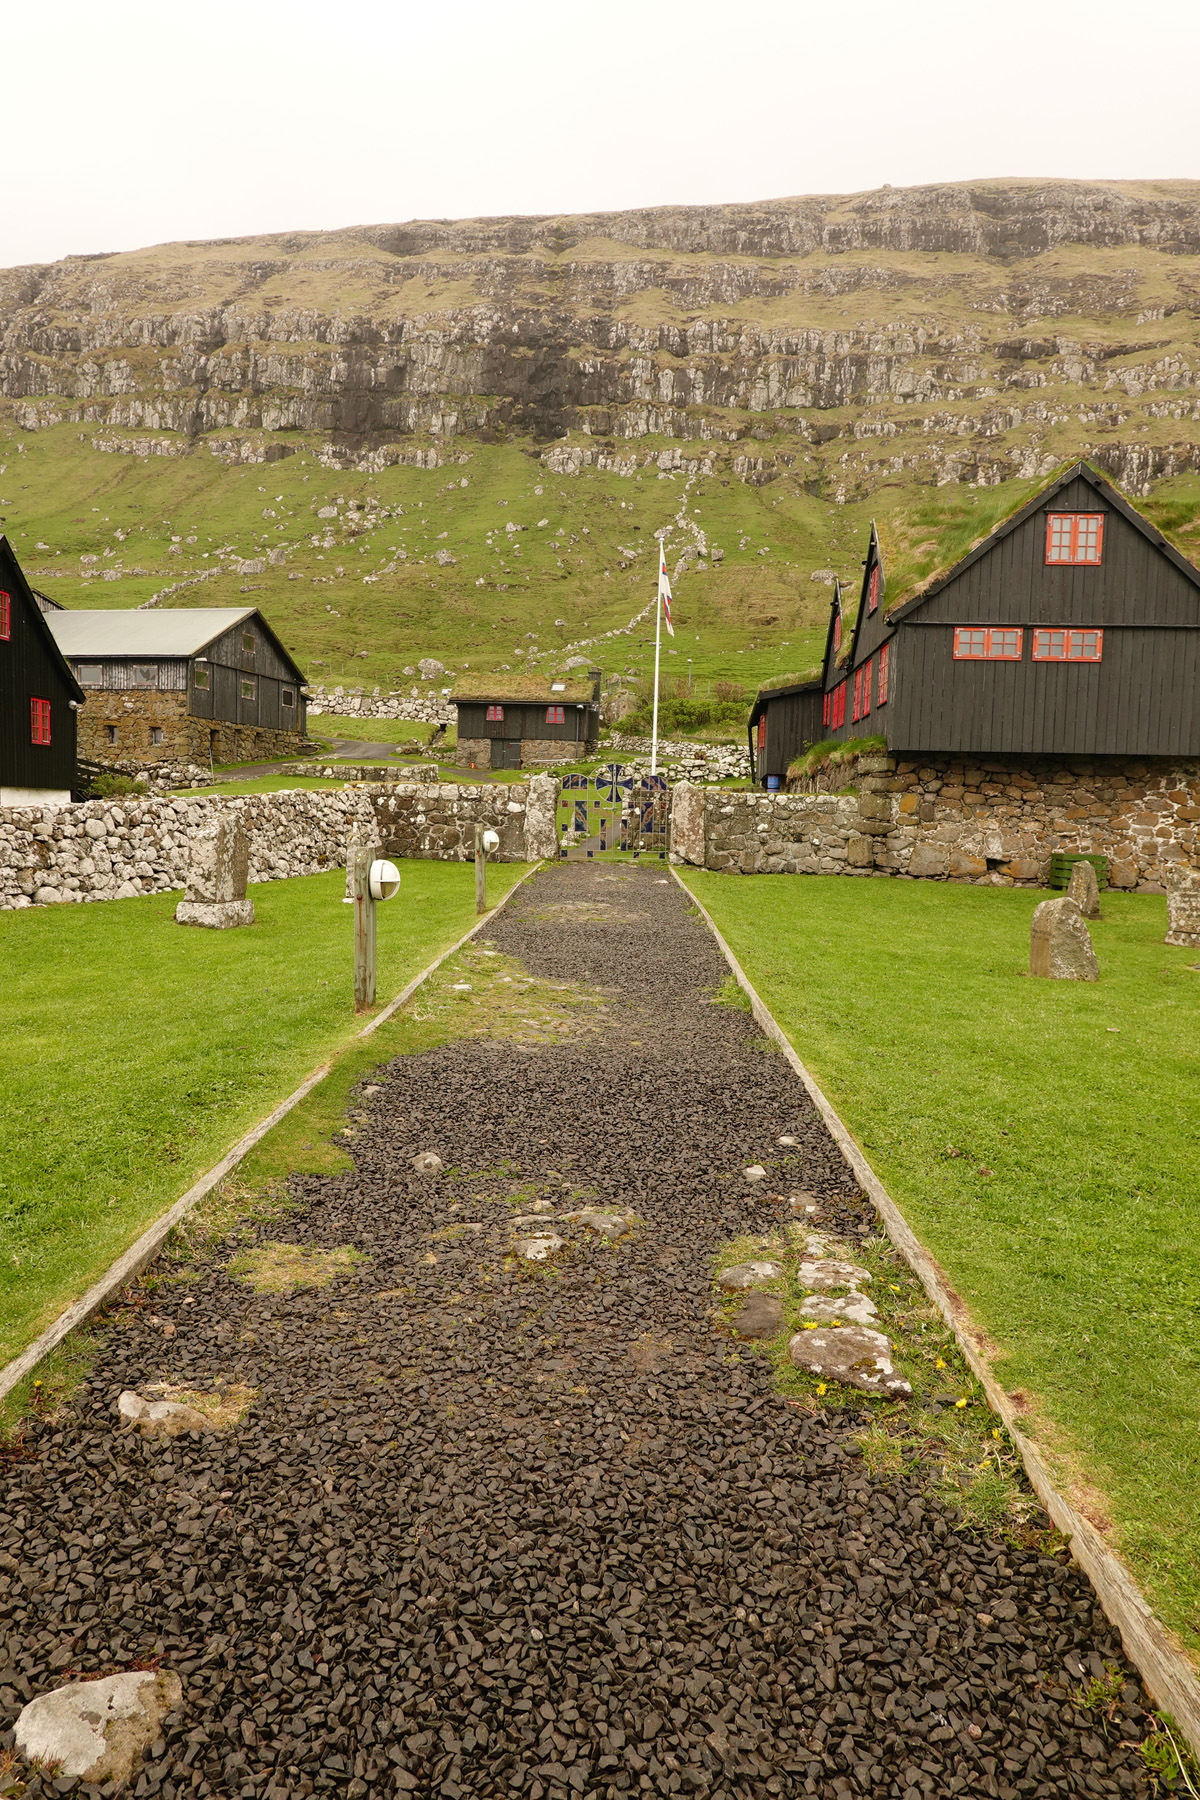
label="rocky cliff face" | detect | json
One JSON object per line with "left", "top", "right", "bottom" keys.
{"left": 3, "top": 179, "right": 1200, "bottom": 496}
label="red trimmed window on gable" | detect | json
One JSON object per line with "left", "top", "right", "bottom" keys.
{"left": 1032, "top": 628, "right": 1104, "bottom": 663}
{"left": 0, "top": 590, "right": 10, "bottom": 640}
{"left": 486, "top": 704, "right": 504, "bottom": 721}
{"left": 852, "top": 667, "right": 863, "bottom": 722}
{"left": 867, "top": 565, "right": 880, "bottom": 612}
{"left": 546, "top": 705, "right": 565, "bottom": 724}
{"left": 31, "top": 697, "right": 51, "bottom": 745}
{"left": 953, "top": 627, "right": 1023, "bottom": 661}
{"left": 877, "top": 641, "right": 890, "bottom": 705}
{"left": 861, "top": 656, "right": 873, "bottom": 717}
{"left": 1046, "top": 513, "right": 1104, "bottom": 565}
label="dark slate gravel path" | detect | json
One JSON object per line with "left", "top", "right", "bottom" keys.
{"left": 0, "top": 863, "right": 1155, "bottom": 1799}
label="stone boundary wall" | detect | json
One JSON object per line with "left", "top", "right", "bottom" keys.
{"left": 0, "top": 779, "right": 558, "bottom": 910}
{"left": 671, "top": 755, "right": 1200, "bottom": 889}
{"left": 305, "top": 684, "right": 455, "bottom": 725}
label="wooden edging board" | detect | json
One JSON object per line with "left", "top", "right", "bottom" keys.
{"left": 673, "top": 865, "right": 1200, "bottom": 1755}
{"left": 0, "top": 861, "right": 541, "bottom": 1408}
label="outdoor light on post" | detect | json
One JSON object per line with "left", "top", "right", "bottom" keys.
{"left": 353, "top": 846, "right": 400, "bottom": 1013}
{"left": 476, "top": 825, "right": 500, "bottom": 915}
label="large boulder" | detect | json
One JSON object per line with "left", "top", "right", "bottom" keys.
{"left": 1030, "top": 896, "right": 1098, "bottom": 980}
{"left": 1066, "top": 859, "right": 1102, "bottom": 918}
{"left": 15, "top": 1670, "right": 182, "bottom": 1787}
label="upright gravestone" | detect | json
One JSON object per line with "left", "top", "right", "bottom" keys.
{"left": 1030, "top": 896, "right": 1098, "bottom": 981}
{"left": 1165, "top": 880, "right": 1200, "bottom": 947}
{"left": 1066, "top": 859, "right": 1102, "bottom": 918}
{"left": 175, "top": 815, "right": 254, "bottom": 928}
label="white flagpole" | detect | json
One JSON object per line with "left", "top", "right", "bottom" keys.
{"left": 651, "top": 538, "right": 663, "bottom": 775}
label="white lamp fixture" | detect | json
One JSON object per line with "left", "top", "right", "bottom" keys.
{"left": 482, "top": 829, "right": 500, "bottom": 854}
{"left": 369, "top": 859, "right": 401, "bottom": 901}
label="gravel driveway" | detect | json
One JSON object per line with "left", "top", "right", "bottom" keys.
{"left": 0, "top": 863, "right": 1155, "bottom": 1798}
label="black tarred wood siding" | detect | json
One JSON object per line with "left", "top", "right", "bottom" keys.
{"left": 456, "top": 702, "right": 598, "bottom": 745}
{"left": 0, "top": 538, "right": 80, "bottom": 792}
{"left": 757, "top": 686, "right": 824, "bottom": 782}
{"left": 188, "top": 615, "right": 306, "bottom": 734}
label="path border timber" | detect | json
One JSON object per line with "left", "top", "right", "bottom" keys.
{"left": 674, "top": 866, "right": 1200, "bottom": 1758}
{"left": 0, "top": 861, "right": 541, "bottom": 1409}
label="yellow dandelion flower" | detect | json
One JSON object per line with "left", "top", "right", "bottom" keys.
{"left": 816, "top": 1383, "right": 827, "bottom": 1396}
{"left": 992, "top": 1428, "right": 1002, "bottom": 1440}
{"left": 955, "top": 1398, "right": 968, "bottom": 1409}
{"left": 801, "top": 1321, "right": 819, "bottom": 1330}
{"left": 935, "top": 1358, "right": 946, "bottom": 1370}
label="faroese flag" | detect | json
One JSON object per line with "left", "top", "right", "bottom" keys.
{"left": 658, "top": 543, "right": 675, "bottom": 637}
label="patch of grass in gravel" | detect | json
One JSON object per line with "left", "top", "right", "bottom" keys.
{"left": 685, "top": 870, "right": 1200, "bottom": 1652}
{"left": 713, "top": 1220, "right": 1041, "bottom": 1543}
{"left": 227, "top": 1242, "right": 367, "bottom": 1293}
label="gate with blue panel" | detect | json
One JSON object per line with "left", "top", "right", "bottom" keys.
{"left": 557, "top": 766, "right": 669, "bottom": 859}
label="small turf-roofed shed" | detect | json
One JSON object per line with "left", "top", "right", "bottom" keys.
{"left": 46, "top": 606, "right": 308, "bottom": 768}
{"left": 453, "top": 670, "right": 601, "bottom": 770}
{"left": 0, "top": 536, "right": 85, "bottom": 807}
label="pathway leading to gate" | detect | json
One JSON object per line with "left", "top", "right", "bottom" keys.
{"left": 0, "top": 864, "right": 1155, "bottom": 1799}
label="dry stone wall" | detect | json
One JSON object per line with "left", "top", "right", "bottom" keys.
{"left": 0, "top": 778, "right": 557, "bottom": 909}
{"left": 672, "top": 755, "right": 1200, "bottom": 890}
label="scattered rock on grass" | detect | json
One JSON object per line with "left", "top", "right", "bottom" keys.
{"left": 788, "top": 1325, "right": 912, "bottom": 1398}
{"left": 15, "top": 1670, "right": 182, "bottom": 1786}
{"left": 718, "top": 1260, "right": 783, "bottom": 1291}
{"left": 227, "top": 1242, "right": 363, "bottom": 1293}
{"left": 731, "top": 1292, "right": 784, "bottom": 1339}
{"left": 799, "top": 1290, "right": 880, "bottom": 1327}
{"left": 1030, "top": 896, "right": 1099, "bottom": 981}
{"left": 796, "top": 1257, "right": 872, "bottom": 1292}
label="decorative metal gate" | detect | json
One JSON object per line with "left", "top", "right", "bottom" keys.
{"left": 557, "top": 766, "right": 669, "bottom": 860}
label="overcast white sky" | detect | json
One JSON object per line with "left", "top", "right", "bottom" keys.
{"left": 5, "top": 0, "right": 1199, "bottom": 269}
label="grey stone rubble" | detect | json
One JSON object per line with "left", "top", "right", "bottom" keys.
{"left": 0, "top": 776, "right": 557, "bottom": 909}
{"left": 605, "top": 733, "right": 750, "bottom": 782}
{"left": 15, "top": 1670, "right": 183, "bottom": 1787}
{"left": 1030, "top": 896, "right": 1100, "bottom": 980}
{"left": 174, "top": 816, "right": 254, "bottom": 929}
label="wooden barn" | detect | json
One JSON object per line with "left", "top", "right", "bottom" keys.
{"left": 453, "top": 670, "right": 601, "bottom": 770}
{"left": 749, "top": 463, "right": 1200, "bottom": 783}
{"left": 0, "top": 535, "right": 84, "bottom": 807}
{"left": 45, "top": 606, "right": 308, "bottom": 768}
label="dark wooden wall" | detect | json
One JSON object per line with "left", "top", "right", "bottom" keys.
{"left": 757, "top": 687, "right": 824, "bottom": 782}
{"left": 456, "top": 702, "right": 598, "bottom": 746}
{"left": 188, "top": 615, "right": 306, "bottom": 735}
{"left": 0, "top": 548, "right": 79, "bottom": 793}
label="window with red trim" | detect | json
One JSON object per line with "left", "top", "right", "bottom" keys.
{"left": 852, "top": 667, "right": 862, "bottom": 722}
{"left": 867, "top": 565, "right": 880, "bottom": 612}
{"left": 1031, "top": 628, "right": 1103, "bottom": 663}
{"left": 822, "top": 691, "right": 831, "bottom": 727}
{"left": 31, "top": 697, "right": 51, "bottom": 745}
{"left": 877, "top": 641, "right": 889, "bottom": 705}
{"left": 486, "top": 704, "right": 504, "bottom": 721}
{"left": 953, "top": 626, "right": 1023, "bottom": 661}
{"left": 0, "top": 590, "right": 9, "bottom": 640}
{"left": 861, "top": 657, "right": 872, "bottom": 717}
{"left": 546, "top": 705, "right": 565, "bottom": 724}
{"left": 1045, "top": 513, "right": 1104, "bottom": 565}
{"left": 830, "top": 680, "right": 847, "bottom": 730}
{"left": 757, "top": 717, "right": 766, "bottom": 754}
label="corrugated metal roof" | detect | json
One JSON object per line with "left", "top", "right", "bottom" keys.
{"left": 46, "top": 608, "right": 256, "bottom": 657}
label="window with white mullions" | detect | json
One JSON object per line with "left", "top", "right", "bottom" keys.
{"left": 1045, "top": 513, "right": 1104, "bottom": 565}
{"left": 1032, "top": 628, "right": 1104, "bottom": 663}
{"left": 953, "top": 627, "right": 1023, "bottom": 661}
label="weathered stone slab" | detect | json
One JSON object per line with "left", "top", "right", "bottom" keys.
{"left": 174, "top": 897, "right": 255, "bottom": 929}
{"left": 1165, "top": 885, "right": 1200, "bottom": 947}
{"left": 513, "top": 1233, "right": 564, "bottom": 1262}
{"left": 788, "top": 1326, "right": 912, "bottom": 1398}
{"left": 1030, "top": 896, "right": 1098, "bottom": 980}
{"left": 796, "top": 1258, "right": 872, "bottom": 1292}
{"left": 15, "top": 1670, "right": 183, "bottom": 1786}
{"left": 1067, "top": 859, "right": 1102, "bottom": 918}
{"left": 718, "top": 1261, "right": 783, "bottom": 1291}
{"left": 117, "top": 1391, "right": 211, "bottom": 1438}
{"left": 731, "top": 1291, "right": 784, "bottom": 1338}
{"left": 800, "top": 1291, "right": 880, "bottom": 1327}
{"left": 182, "top": 814, "right": 249, "bottom": 904}
{"left": 669, "top": 780, "right": 705, "bottom": 867}
{"left": 908, "top": 843, "right": 948, "bottom": 878}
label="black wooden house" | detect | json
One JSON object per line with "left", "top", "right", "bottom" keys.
{"left": 453, "top": 670, "right": 601, "bottom": 770}
{"left": 0, "top": 535, "right": 84, "bottom": 806}
{"left": 750, "top": 463, "right": 1200, "bottom": 782}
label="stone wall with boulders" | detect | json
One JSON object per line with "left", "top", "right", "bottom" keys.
{"left": 305, "top": 683, "right": 455, "bottom": 725}
{"left": 0, "top": 778, "right": 558, "bottom": 909}
{"left": 672, "top": 754, "right": 1200, "bottom": 890}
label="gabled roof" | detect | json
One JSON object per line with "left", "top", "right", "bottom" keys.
{"left": 885, "top": 461, "right": 1200, "bottom": 625}
{"left": 46, "top": 607, "right": 259, "bottom": 657}
{"left": 450, "top": 671, "right": 597, "bottom": 704}
{"left": 0, "top": 537, "right": 85, "bottom": 704}
{"left": 748, "top": 675, "right": 822, "bottom": 728}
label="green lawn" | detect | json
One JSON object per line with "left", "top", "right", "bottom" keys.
{"left": 0, "top": 861, "right": 525, "bottom": 1365}
{"left": 680, "top": 872, "right": 1200, "bottom": 1655}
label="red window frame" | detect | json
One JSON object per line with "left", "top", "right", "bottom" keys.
{"left": 852, "top": 667, "right": 863, "bottom": 723}
{"left": 953, "top": 626, "right": 1024, "bottom": 661}
{"left": 830, "top": 680, "right": 847, "bottom": 730}
{"left": 757, "top": 717, "right": 766, "bottom": 754}
{"left": 1031, "top": 628, "right": 1104, "bottom": 663}
{"left": 486, "top": 704, "right": 504, "bottom": 722}
{"left": 0, "top": 590, "right": 9, "bottom": 640}
{"left": 867, "top": 565, "right": 880, "bottom": 613}
{"left": 877, "top": 642, "right": 889, "bottom": 705}
{"left": 546, "top": 705, "right": 565, "bottom": 724}
{"left": 861, "top": 656, "right": 872, "bottom": 718}
{"left": 1045, "top": 513, "right": 1104, "bottom": 566}
{"left": 30, "top": 697, "right": 51, "bottom": 745}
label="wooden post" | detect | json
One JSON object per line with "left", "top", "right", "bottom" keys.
{"left": 475, "top": 823, "right": 486, "bottom": 916}
{"left": 353, "top": 847, "right": 377, "bottom": 1013}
